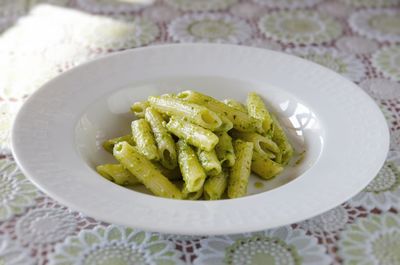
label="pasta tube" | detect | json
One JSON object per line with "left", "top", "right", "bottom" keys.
{"left": 166, "top": 117, "right": 219, "bottom": 151}
{"left": 214, "top": 115, "right": 233, "bottom": 132}
{"left": 197, "top": 148, "right": 222, "bottom": 177}
{"left": 103, "top": 134, "right": 134, "bottom": 153}
{"left": 251, "top": 151, "right": 283, "bottom": 180}
{"left": 131, "top": 119, "right": 160, "bottom": 161}
{"left": 113, "top": 142, "right": 182, "bottom": 199}
{"left": 182, "top": 186, "right": 204, "bottom": 200}
{"left": 177, "top": 140, "right": 207, "bottom": 192}
{"left": 96, "top": 164, "right": 139, "bottom": 186}
{"left": 204, "top": 169, "right": 228, "bottom": 200}
{"left": 152, "top": 162, "right": 181, "bottom": 180}
{"left": 130, "top": 101, "right": 149, "bottom": 118}
{"left": 145, "top": 107, "right": 178, "bottom": 169}
{"left": 230, "top": 130, "right": 279, "bottom": 155}
{"left": 215, "top": 131, "right": 236, "bottom": 167}
{"left": 271, "top": 115, "right": 294, "bottom": 165}
{"left": 223, "top": 99, "right": 247, "bottom": 112}
{"left": 148, "top": 96, "right": 222, "bottom": 130}
{"left": 247, "top": 92, "right": 273, "bottom": 133}
{"left": 177, "top": 90, "right": 262, "bottom": 133}
{"left": 227, "top": 140, "right": 254, "bottom": 199}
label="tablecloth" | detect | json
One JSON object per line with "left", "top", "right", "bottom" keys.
{"left": 0, "top": 0, "right": 399, "bottom": 264}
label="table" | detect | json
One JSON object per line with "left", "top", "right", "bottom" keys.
{"left": 0, "top": 1, "right": 399, "bottom": 264}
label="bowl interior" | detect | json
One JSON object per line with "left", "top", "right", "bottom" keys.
{"left": 75, "top": 76, "right": 324, "bottom": 197}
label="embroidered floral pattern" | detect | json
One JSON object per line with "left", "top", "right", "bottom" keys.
{"left": 349, "top": 160, "right": 400, "bottom": 211}
{"left": 317, "top": 1, "right": 354, "bottom": 18}
{"left": 350, "top": 9, "right": 400, "bottom": 42}
{"left": 0, "top": 158, "right": 40, "bottom": 221}
{"left": 142, "top": 5, "right": 180, "bottom": 23}
{"left": 0, "top": 234, "right": 36, "bottom": 265}
{"left": 229, "top": 2, "right": 266, "bottom": 19}
{"left": 76, "top": 0, "right": 147, "bottom": 13}
{"left": 338, "top": 213, "right": 400, "bottom": 265}
{"left": 340, "top": 0, "right": 399, "bottom": 8}
{"left": 372, "top": 45, "right": 400, "bottom": 81}
{"left": 169, "top": 13, "right": 251, "bottom": 44}
{"left": 166, "top": 0, "right": 237, "bottom": 11}
{"left": 360, "top": 78, "right": 400, "bottom": 100}
{"left": 254, "top": 0, "right": 323, "bottom": 9}
{"left": 287, "top": 47, "right": 366, "bottom": 82}
{"left": 259, "top": 11, "right": 342, "bottom": 45}
{"left": 336, "top": 36, "right": 379, "bottom": 55}
{"left": 74, "top": 17, "right": 159, "bottom": 51}
{"left": 49, "top": 225, "right": 184, "bottom": 265}
{"left": 194, "top": 227, "right": 331, "bottom": 265}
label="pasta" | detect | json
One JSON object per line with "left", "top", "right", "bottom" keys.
{"left": 251, "top": 151, "right": 283, "bottom": 180}
{"left": 177, "top": 91, "right": 262, "bottom": 133}
{"left": 166, "top": 117, "right": 219, "bottom": 151}
{"left": 247, "top": 92, "right": 273, "bottom": 133}
{"left": 96, "top": 164, "right": 139, "bottom": 186}
{"left": 103, "top": 134, "right": 134, "bottom": 153}
{"left": 113, "top": 141, "right": 182, "bottom": 199}
{"left": 227, "top": 140, "right": 254, "bottom": 199}
{"left": 214, "top": 115, "right": 233, "bottom": 132}
{"left": 130, "top": 101, "right": 149, "bottom": 118}
{"left": 96, "top": 91, "right": 294, "bottom": 200}
{"left": 177, "top": 140, "right": 207, "bottom": 192}
{"left": 230, "top": 131, "right": 279, "bottom": 156}
{"left": 197, "top": 148, "right": 222, "bottom": 177}
{"left": 145, "top": 107, "right": 178, "bottom": 169}
{"left": 148, "top": 96, "right": 222, "bottom": 130}
{"left": 271, "top": 115, "right": 294, "bottom": 165}
{"left": 182, "top": 186, "right": 204, "bottom": 200}
{"left": 204, "top": 169, "right": 228, "bottom": 200}
{"left": 131, "top": 119, "right": 160, "bottom": 161}
{"left": 223, "top": 99, "right": 247, "bottom": 112}
{"left": 215, "top": 131, "right": 236, "bottom": 168}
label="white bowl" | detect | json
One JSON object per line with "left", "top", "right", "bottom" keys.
{"left": 12, "top": 44, "right": 389, "bottom": 235}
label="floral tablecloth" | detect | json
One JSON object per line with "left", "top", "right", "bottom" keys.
{"left": 0, "top": 0, "right": 399, "bottom": 264}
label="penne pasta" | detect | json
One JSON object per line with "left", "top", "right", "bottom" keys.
{"left": 113, "top": 142, "right": 182, "bottom": 199}
{"left": 145, "top": 107, "right": 178, "bottom": 169}
{"left": 177, "top": 140, "right": 207, "bottom": 192}
{"left": 177, "top": 90, "right": 262, "bottom": 133}
{"left": 227, "top": 140, "right": 254, "bottom": 198}
{"left": 96, "top": 164, "right": 139, "bottom": 186}
{"left": 247, "top": 92, "right": 273, "bottom": 133}
{"left": 215, "top": 131, "right": 236, "bottom": 168}
{"left": 148, "top": 96, "right": 222, "bottom": 130}
{"left": 166, "top": 117, "right": 219, "bottom": 151}
{"left": 251, "top": 151, "right": 283, "bottom": 180}
{"left": 130, "top": 101, "right": 149, "bottom": 118}
{"left": 271, "top": 115, "right": 294, "bottom": 165}
{"left": 96, "top": 91, "right": 292, "bottom": 200}
{"left": 230, "top": 130, "right": 279, "bottom": 155}
{"left": 204, "top": 169, "right": 228, "bottom": 200}
{"left": 103, "top": 134, "right": 134, "bottom": 153}
{"left": 223, "top": 98, "right": 247, "bottom": 112}
{"left": 197, "top": 148, "right": 222, "bottom": 177}
{"left": 131, "top": 119, "right": 160, "bottom": 161}
{"left": 182, "top": 185, "right": 204, "bottom": 200}
{"left": 214, "top": 115, "right": 234, "bottom": 132}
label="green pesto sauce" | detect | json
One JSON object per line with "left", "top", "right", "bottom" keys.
{"left": 254, "top": 181, "right": 264, "bottom": 189}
